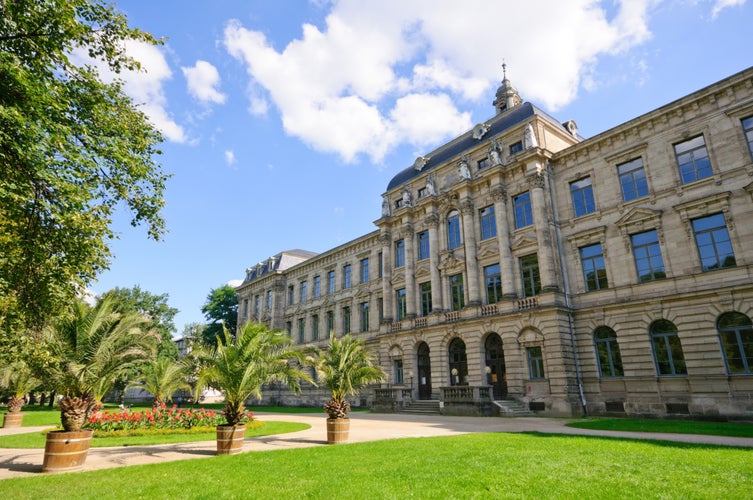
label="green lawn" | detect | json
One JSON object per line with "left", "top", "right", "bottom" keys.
{"left": 567, "top": 418, "right": 753, "bottom": 437}
{"left": 0, "top": 421, "right": 309, "bottom": 448}
{"left": 1, "top": 433, "right": 751, "bottom": 498}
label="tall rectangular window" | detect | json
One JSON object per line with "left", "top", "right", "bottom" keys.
{"left": 692, "top": 213, "right": 736, "bottom": 271}
{"left": 394, "top": 359, "right": 404, "bottom": 385}
{"left": 479, "top": 205, "right": 497, "bottom": 240}
{"left": 570, "top": 177, "right": 595, "bottom": 217}
{"left": 243, "top": 299, "right": 249, "bottom": 318}
{"left": 360, "top": 302, "right": 369, "bottom": 332}
{"left": 378, "top": 252, "right": 383, "bottom": 278}
{"left": 266, "top": 290, "right": 272, "bottom": 309}
{"left": 343, "top": 264, "right": 352, "bottom": 289}
{"left": 484, "top": 264, "right": 503, "bottom": 303}
{"left": 300, "top": 280, "right": 307, "bottom": 302}
{"left": 618, "top": 158, "right": 648, "bottom": 202}
{"left": 285, "top": 321, "right": 292, "bottom": 335}
{"left": 527, "top": 346, "right": 545, "bottom": 379}
{"left": 378, "top": 297, "right": 384, "bottom": 324}
{"left": 420, "top": 281, "right": 432, "bottom": 316}
{"left": 287, "top": 285, "right": 294, "bottom": 306}
{"left": 395, "top": 240, "right": 405, "bottom": 268}
{"left": 743, "top": 116, "right": 753, "bottom": 159}
{"left": 450, "top": 274, "right": 465, "bottom": 311}
{"left": 520, "top": 254, "right": 541, "bottom": 297}
{"left": 342, "top": 306, "right": 351, "bottom": 334}
{"left": 675, "top": 135, "right": 712, "bottom": 184}
{"left": 311, "top": 314, "right": 319, "bottom": 341}
{"left": 632, "top": 230, "right": 665, "bottom": 282}
{"left": 513, "top": 192, "right": 533, "bottom": 229}
{"left": 327, "top": 270, "right": 336, "bottom": 294}
{"left": 447, "top": 210, "right": 462, "bottom": 249}
{"left": 396, "top": 288, "right": 407, "bottom": 320}
{"left": 580, "top": 243, "right": 608, "bottom": 291}
{"left": 297, "top": 317, "right": 305, "bottom": 344}
{"left": 360, "top": 258, "right": 369, "bottom": 283}
{"left": 254, "top": 295, "right": 260, "bottom": 314}
{"left": 417, "top": 231, "right": 430, "bottom": 260}
{"left": 313, "top": 275, "right": 321, "bottom": 297}
{"left": 326, "top": 310, "right": 334, "bottom": 335}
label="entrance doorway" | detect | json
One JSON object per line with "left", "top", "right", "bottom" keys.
{"left": 417, "top": 342, "right": 432, "bottom": 400}
{"left": 485, "top": 333, "right": 507, "bottom": 399}
{"left": 448, "top": 338, "right": 468, "bottom": 385}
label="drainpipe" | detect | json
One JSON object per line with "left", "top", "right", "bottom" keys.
{"left": 544, "top": 160, "right": 588, "bottom": 416}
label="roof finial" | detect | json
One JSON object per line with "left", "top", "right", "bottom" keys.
{"left": 502, "top": 60, "right": 507, "bottom": 81}
{"left": 492, "top": 60, "right": 521, "bottom": 114}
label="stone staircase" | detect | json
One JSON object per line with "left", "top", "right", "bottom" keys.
{"left": 493, "top": 398, "right": 534, "bottom": 417}
{"left": 399, "top": 399, "right": 441, "bottom": 415}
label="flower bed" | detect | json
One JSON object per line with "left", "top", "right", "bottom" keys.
{"left": 85, "top": 405, "right": 254, "bottom": 433}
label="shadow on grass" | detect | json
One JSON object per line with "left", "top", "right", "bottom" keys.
{"left": 516, "top": 431, "right": 753, "bottom": 450}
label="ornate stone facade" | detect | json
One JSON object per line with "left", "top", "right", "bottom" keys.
{"left": 237, "top": 67, "right": 753, "bottom": 419}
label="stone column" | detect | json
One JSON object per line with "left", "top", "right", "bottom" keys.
{"left": 492, "top": 185, "right": 516, "bottom": 298}
{"left": 380, "top": 231, "right": 394, "bottom": 323}
{"left": 403, "top": 223, "right": 417, "bottom": 319}
{"left": 529, "top": 173, "right": 558, "bottom": 291}
{"left": 460, "top": 198, "right": 482, "bottom": 306}
{"left": 426, "top": 213, "right": 443, "bottom": 313}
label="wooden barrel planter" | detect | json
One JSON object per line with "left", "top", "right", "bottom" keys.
{"left": 42, "top": 430, "right": 93, "bottom": 473}
{"left": 326, "top": 418, "right": 350, "bottom": 444}
{"left": 2, "top": 412, "right": 23, "bottom": 428}
{"left": 216, "top": 424, "right": 246, "bottom": 455}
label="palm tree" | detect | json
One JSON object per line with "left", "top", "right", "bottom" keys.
{"left": 309, "top": 333, "right": 385, "bottom": 420}
{"left": 0, "top": 360, "right": 40, "bottom": 420}
{"left": 133, "top": 357, "right": 191, "bottom": 412}
{"left": 45, "top": 296, "right": 156, "bottom": 432}
{"left": 194, "top": 322, "right": 312, "bottom": 427}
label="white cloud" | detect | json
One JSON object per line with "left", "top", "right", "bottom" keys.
{"left": 224, "top": 150, "right": 236, "bottom": 165}
{"left": 223, "top": 0, "right": 655, "bottom": 162}
{"left": 72, "top": 40, "right": 187, "bottom": 143}
{"left": 182, "top": 60, "right": 226, "bottom": 104}
{"left": 227, "top": 279, "right": 243, "bottom": 288}
{"left": 711, "top": 0, "right": 746, "bottom": 18}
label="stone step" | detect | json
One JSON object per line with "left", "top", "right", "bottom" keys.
{"left": 493, "top": 399, "right": 534, "bottom": 417}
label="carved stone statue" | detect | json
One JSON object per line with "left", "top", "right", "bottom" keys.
{"left": 525, "top": 123, "right": 538, "bottom": 149}
{"left": 489, "top": 138, "right": 502, "bottom": 165}
{"left": 426, "top": 173, "right": 436, "bottom": 196}
{"left": 459, "top": 155, "right": 471, "bottom": 180}
{"left": 402, "top": 187, "right": 412, "bottom": 207}
{"left": 381, "top": 195, "right": 391, "bottom": 217}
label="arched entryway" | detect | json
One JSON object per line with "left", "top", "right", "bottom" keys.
{"left": 448, "top": 338, "right": 468, "bottom": 386}
{"left": 484, "top": 333, "right": 507, "bottom": 399}
{"left": 417, "top": 342, "right": 432, "bottom": 400}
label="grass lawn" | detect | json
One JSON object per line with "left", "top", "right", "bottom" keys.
{"left": 1, "top": 432, "right": 751, "bottom": 498}
{"left": 567, "top": 418, "right": 753, "bottom": 437}
{"left": 0, "top": 421, "right": 309, "bottom": 448}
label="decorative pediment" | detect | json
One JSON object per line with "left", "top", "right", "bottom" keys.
{"left": 354, "top": 286, "right": 371, "bottom": 299}
{"left": 568, "top": 226, "right": 607, "bottom": 248}
{"left": 390, "top": 271, "right": 406, "bottom": 287}
{"left": 415, "top": 263, "right": 432, "bottom": 279}
{"left": 388, "top": 344, "right": 404, "bottom": 359}
{"left": 477, "top": 242, "right": 499, "bottom": 260}
{"left": 517, "top": 327, "right": 543, "bottom": 346}
{"left": 511, "top": 234, "right": 537, "bottom": 251}
{"left": 616, "top": 207, "right": 662, "bottom": 229}
{"left": 438, "top": 252, "right": 464, "bottom": 272}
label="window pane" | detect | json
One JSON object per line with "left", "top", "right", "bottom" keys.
{"left": 395, "top": 240, "right": 405, "bottom": 268}
{"left": 514, "top": 192, "right": 533, "bottom": 229}
{"left": 618, "top": 158, "right": 649, "bottom": 202}
{"left": 520, "top": 254, "right": 541, "bottom": 297}
{"left": 631, "top": 230, "right": 665, "bottom": 282}
{"left": 479, "top": 205, "right": 497, "bottom": 240}
{"left": 675, "top": 135, "right": 712, "bottom": 184}
{"left": 570, "top": 177, "right": 595, "bottom": 217}
{"left": 447, "top": 211, "right": 462, "bottom": 249}
{"left": 580, "top": 243, "right": 607, "bottom": 291}
{"left": 418, "top": 231, "right": 430, "bottom": 260}
{"left": 692, "top": 213, "right": 735, "bottom": 271}
{"left": 484, "top": 264, "right": 502, "bottom": 304}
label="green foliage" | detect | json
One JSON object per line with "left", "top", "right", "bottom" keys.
{"left": 102, "top": 286, "right": 180, "bottom": 358}
{"left": 44, "top": 295, "right": 157, "bottom": 430}
{"left": 194, "top": 322, "right": 312, "bottom": 426}
{"left": 200, "top": 285, "right": 238, "bottom": 345}
{"left": 0, "top": 0, "right": 168, "bottom": 332}
{"left": 308, "top": 334, "right": 385, "bottom": 418}
{"left": 131, "top": 357, "right": 191, "bottom": 411}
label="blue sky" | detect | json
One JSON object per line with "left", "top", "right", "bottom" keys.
{"left": 89, "top": 0, "right": 751, "bottom": 335}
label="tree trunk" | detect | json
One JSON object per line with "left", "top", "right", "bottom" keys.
{"left": 48, "top": 390, "right": 56, "bottom": 408}
{"left": 58, "top": 395, "right": 95, "bottom": 432}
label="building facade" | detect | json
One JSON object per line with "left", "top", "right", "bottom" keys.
{"left": 236, "top": 67, "right": 753, "bottom": 419}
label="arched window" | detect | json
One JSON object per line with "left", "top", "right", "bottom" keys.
{"left": 446, "top": 210, "right": 462, "bottom": 250}
{"left": 649, "top": 320, "right": 687, "bottom": 376}
{"left": 717, "top": 312, "right": 753, "bottom": 374}
{"left": 448, "top": 338, "right": 467, "bottom": 386}
{"left": 594, "top": 326, "right": 623, "bottom": 377}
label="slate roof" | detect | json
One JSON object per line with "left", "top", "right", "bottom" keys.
{"left": 385, "top": 102, "right": 573, "bottom": 192}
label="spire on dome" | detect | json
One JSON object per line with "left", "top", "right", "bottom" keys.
{"left": 493, "top": 62, "right": 522, "bottom": 114}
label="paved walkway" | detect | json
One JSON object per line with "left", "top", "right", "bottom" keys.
{"left": 1, "top": 412, "right": 752, "bottom": 480}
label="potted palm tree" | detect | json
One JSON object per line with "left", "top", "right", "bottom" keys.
{"left": 194, "top": 322, "right": 312, "bottom": 455}
{"left": 0, "top": 360, "right": 40, "bottom": 428}
{"left": 132, "top": 357, "right": 191, "bottom": 413}
{"left": 309, "top": 333, "right": 385, "bottom": 444}
{"left": 43, "top": 296, "right": 155, "bottom": 473}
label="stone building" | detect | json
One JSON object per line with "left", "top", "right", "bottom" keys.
{"left": 236, "top": 66, "right": 753, "bottom": 419}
